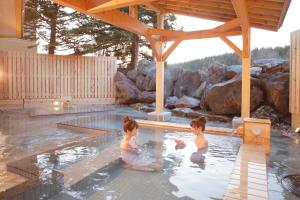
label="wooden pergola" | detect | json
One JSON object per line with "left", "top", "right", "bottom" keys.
{"left": 19, "top": 0, "right": 295, "bottom": 119}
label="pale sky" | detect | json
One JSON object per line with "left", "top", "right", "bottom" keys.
{"left": 167, "top": 0, "right": 300, "bottom": 64}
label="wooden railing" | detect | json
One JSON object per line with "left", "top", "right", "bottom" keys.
{"left": 0, "top": 51, "right": 117, "bottom": 102}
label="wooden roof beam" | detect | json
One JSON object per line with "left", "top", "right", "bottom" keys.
{"left": 147, "top": 18, "right": 240, "bottom": 41}
{"left": 162, "top": 28, "right": 242, "bottom": 42}
{"left": 87, "top": 0, "right": 156, "bottom": 13}
{"left": 220, "top": 36, "right": 242, "bottom": 57}
{"left": 142, "top": 2, "right": 165, "bottom": 13}
{"left": 162, "top": 40, "right": 181, "bottom": 61}
{"left": 52, "top": 0, "right": 151, "bottom": 36}
{"left": 231, "top": 0, "right": 250, "bottom": 57}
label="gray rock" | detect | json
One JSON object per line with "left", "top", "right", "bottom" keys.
{"left": 253, "top": 58, "right": 289, "bottom": 73}
{"left": 175, "top": 96, "right": 200, "bottom": 108}
{"left": 205, "top": 75, "right": 263, "bottom": 115}
{"left": 129, "top": 103, "right": 155, "bottom": 113}
{"left": 171, "top": 107, "right": 193, "bottom": 117}
{"left": 193, "top": 81, "right": 207, "bottom": 99}
{"left": 173, "top": 70, "right": 202, "bottom": 97}
{"left": 207, "top": 63, "right": 227, "bottom": 84}
{"left": 127, "top": 69, "right": 138, "bottom": 82}
{"left": 138, "top": 91, "right": 156, "bottom": 104}
{"left": 137, "top": 59, "right": 156, "bottom": 76}
{"left": 225, "top": 65, "right": 242, "bottom": 80}
{"left": 114, "top": 72, "right": 141, "bottom": 104}
{"left": 135, "top": 68, "right": 174, "bottom": 98}
{"left": 225, "top": 65, "right": 263, "bottom": 80}
{"left": 165, "top": 96, "right": 178, "bottom": 109}
{"left": 251, "top": 67, "right": 262, "bottom": 77}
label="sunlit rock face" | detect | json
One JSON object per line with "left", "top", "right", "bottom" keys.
{"left": 173, "top": 70, "right": 202, "bottom": 97}
{"left": 118, "top": 59, "right": 289, "bottom": 120}
{"left": 205, "top": 75, "right": 263, "bottom": 115}
{"left": 114, "top": 72, "right": 141, "bottom": 104}
{"left": 260, "top": 72, "right": 290, "bottom": 115}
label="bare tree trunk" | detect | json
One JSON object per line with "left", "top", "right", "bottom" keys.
{"left": 48, "top": 3, "right": 59, "bottom": 54}
{"left": 129, "top": 34, "right": 139, "bottom": 69}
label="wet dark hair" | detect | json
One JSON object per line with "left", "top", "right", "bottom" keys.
{"left": 190, "top": 116, "right": 206, "bottom": 131}
{"left": 123, "top": 116, "right": 138, "bottom": 132}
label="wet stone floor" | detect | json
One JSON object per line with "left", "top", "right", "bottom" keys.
{"left": 0, "top": 105, "right": 299, "bottom": 200}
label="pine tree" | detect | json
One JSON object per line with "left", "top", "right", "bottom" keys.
{"left": 23, "top": 2, "right": 178, "bottom": 67}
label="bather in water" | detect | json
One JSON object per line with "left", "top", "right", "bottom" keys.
{"left": 120, "top": 116, "right": 163, "bottom": 171}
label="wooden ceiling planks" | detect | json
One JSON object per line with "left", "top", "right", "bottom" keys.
{"left": 53, "top": 0, "right": 291, "bottom": 32}
{"left": 155, "top": 0, "right": 289, "bottom": 31}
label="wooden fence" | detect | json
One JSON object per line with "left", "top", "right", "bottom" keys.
{"left": 0, "top": 51, "right": 117, "bottom": 103}
{"left": 290, "top": 29, "right": 300, "bottom": 129}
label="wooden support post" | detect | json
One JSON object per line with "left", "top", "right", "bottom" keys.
{"left": 156, "top": 60, "right": 164, "bottom": 112}
{"left": 231, "top": 0, "right": 251, "bottom": 118}
{"left": 241, "top": 27, "right": 251, "bottom": 118}
{"left": 155, "top": 13, "right": 164, "bottom": 113}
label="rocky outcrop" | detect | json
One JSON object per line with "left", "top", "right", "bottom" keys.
{"left": 193, "top": 81, "right": 207, "bottom": 99}
{"left": 205, "top": 75, "right": 263, "bottom": 115}
{"left": 136, "top": 59, "right": 156, "bottom": 76}
{"left": 115, "top": 72, "right": 141, "bottom": 104}
{"left": 261, "top": 72, "right": 289, "bottom": 115}
{"left": 207, "top": 63, "right": 227, "bottom": 84}
{"left": 225, "top": 65, "right": 262, "bottom": 80}
{"left": 175, "top": 96, "right": 200, "bottom": 108}
{"left": 138, "top": 91, "right": 156, "bottom": 104}
{"left": 127, "top": 69, "right": 138, "bottom": 82}
{"left": 173, "top": 70, "right": 202, "bottom": 97}
{"left": 118, "top": 59, "right": 289, "bottom": 121}
{"left": 253, "top": 58, "right": 289, "bottom": 73}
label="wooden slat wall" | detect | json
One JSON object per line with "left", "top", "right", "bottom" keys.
{"left": 0, "top": 51, "right": 117, "bottom": 100}
{"left": 290, "top": 30, "right": 300, "bottom": 114}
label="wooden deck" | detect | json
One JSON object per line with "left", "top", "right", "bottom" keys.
{"left": 224, "top": 144, "right": 268, "bottom": 200}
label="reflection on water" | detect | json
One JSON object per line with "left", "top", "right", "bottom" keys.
{"left": 3, "top": 125, "right": 241, "bottom": 200}
{"left": 161, "top": 131, "right": 241, "bottom": 200}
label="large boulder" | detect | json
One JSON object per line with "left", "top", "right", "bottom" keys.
{"left": 136, "top": 59, "right": 156, "bottom": 76}
{"left": 135, "top": 68, "right": 174, "bottom": 97}
{"left": 138, "top": 91, "right": 156, "bottom": 103}
{"left": 205, "top": 75, "right": 263, "bottom": 115}
{"left": 164, "top": 69, "right": 175, "bottom": 98}
{"left": 193, "top": 81, "right": 207, "bottom": 99}
{"left": 136, "top": 70, "right": 156, "bottom": 91}
{"left": 173, "top": 70, "right": 202, "bottom": 97}
{"left": 114, "top": 72, "right": 141, "bottom": 104}
{"left": 175, "top": 96, "right": 200, "bottom": 108}
{"left": 126, "top": 69, "right": 138, "bottom": 82}
{"left": 225, "top": 65, "right": 262, "bottom": 80}
{"left": 261, "top": 72, "right": 289, "bottom": 115}
{"left": 225, "top": 65, "right": 242, "bottom": 80}
{"left": 207, "top": 63, "right": 227, "bottom": 84}
{"left": 253, "top": 58, "right": 289, "bottom": 73}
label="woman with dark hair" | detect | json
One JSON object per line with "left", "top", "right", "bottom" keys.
{"left": 190, "top": 116, "right": 208, "bottom": 149}
{"left": 120, "top": 116, "right": 163, "bottom": 171}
